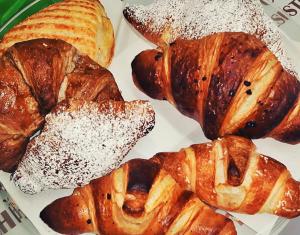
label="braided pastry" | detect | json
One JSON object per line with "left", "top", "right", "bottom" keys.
{"left": 131, "top": 32, "right": 300, "bottom": 144}
{"left": 0, "top": 38, "right": 122, "bottom": 172}
{"left": 41, "top": 159, "right": 236, "bottom": 235}
{"left": 151, "top": 135, "right": 300, "bottom": 218}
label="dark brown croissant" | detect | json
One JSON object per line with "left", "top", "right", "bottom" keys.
{"left": 151, "top": 135, "right": 300, "bottom": 219}
{"left": 41, "top": 159, "right": 236, "bottom": 235}
{"left": 0, "top": 39, "right": 122, "bottom": 172}
{"left": 131, "top": 32, "right": 300, "bottom": 144}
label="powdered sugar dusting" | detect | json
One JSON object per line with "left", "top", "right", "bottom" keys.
{"left": 126, "top": 0, "right": 297, "bottom": 76}
{"left": 13, "top": 100, "right": 155, "bottom": 194}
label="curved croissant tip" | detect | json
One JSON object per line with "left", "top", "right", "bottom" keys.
{"left": 40, "top": 205, "right": 62, "bottom": 233}
{"left": 12, "top": 169, "right": 42, "bottom": 194}
{"left": 123, "top": 6, "right": 135, "bottom": 19}
{"left": 220, "top": 218, "right": 237, "bottom": 235}
{"left": 40, "top": 206, "right": 49, "bottom": 223}
{"left": 124, "top": 100, "right": 155, "bottom": 138}
{"left": 132, "top": 50, "right": 165, "bottom": 100}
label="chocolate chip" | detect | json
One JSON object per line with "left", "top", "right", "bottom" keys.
{"left": 244, "top": 81, "right": 251, "bottom": 86}
{"left": 154, "top": 53, "right": 163, "bottom": 61}
{"left": 229, "top": 90, "right": 235, "bottom": 97}
{"left": 55, "top": 170, "right": 59, "bottom": 174}
{"left": 245, "top": 121, "right": 256, "bottom": 128}
{"left": 87, "top": 219, "right": 92, "bottom": 224}
{"left": 202, "top": 76, "right": 207, "bottom": 81}
{"left": 107, "top": 193, "right": 111, "bottom": 200}
{"left": 246, "top": 89, "right": 252, "bottom": 95}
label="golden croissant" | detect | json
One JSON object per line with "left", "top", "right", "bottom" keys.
{"left": 0, "top": 38, "right": 122, "bottom": 172}
{"left": 41, "top": 159, "right": 236, "bottom": 235}
{"left": 0, "top": 0, "right": 114, "bottom": 67}
{"left": 130, "top": 32, "right": 300, "bottom": 144}
{"left": 151, "top": 135, "right": 300, "bottom": 219}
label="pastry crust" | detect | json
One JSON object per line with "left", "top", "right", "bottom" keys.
{"left": 0, "top": 0, "right": 114, "bottom": 67}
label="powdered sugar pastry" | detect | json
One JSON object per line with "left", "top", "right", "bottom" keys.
{"left": 126, "top": 0, "right": 297, "bottom": 76}
{"left": 13, "top": 100, "right": 155, "bottom": 194}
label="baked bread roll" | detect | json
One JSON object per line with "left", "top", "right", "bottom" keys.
{"left": 131, "top": 32, "right": 300, "bottom": 144}
{"left": 0, "top": 0, "right": 114, "bottom": 67}
{"left": 41, "top": 159, "right": 236, "bottom": 235}
{"left": 0, "top": 38, "right": 122, "bottom": 172}
{"left": 151, "top": 136, "right": 300, "bottom": 218}
{"left": 13, "top": 99, "right": 155, "bottom": 194}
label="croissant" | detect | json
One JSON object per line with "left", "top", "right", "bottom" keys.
{"left": 151, "top": 135, "right": 300, "bottom": 219}
{"left": 13, "top": 99, "right": 155, "bottom": 194}
{"left": 40, "top": 159, "right": 236, "bottom": 235}
{"left": 131, "top": 32, "right": 300, "bottom": 144}
{"left": 0, "top": 38, "right": 122, "bottom": 172}
{"left": 0, "top": 0, "right": 114, "bottom": 67}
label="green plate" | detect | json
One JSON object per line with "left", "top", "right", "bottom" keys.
{"left": 0, "top": 0, "right": 62, "bottom": 39}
